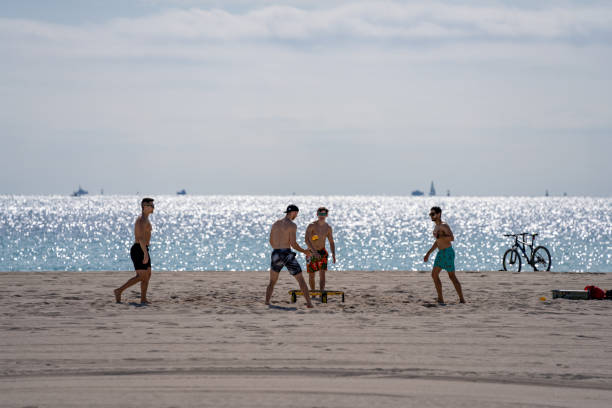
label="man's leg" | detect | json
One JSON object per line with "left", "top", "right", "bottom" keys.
{"left": 308, "top": 272, "right": 316, "bottom": 291}
{"left": 431, "top": 267, "right": 444, "bottom": 304}
{"left": 294, "top": 273, "right": 314, "bottom": 308}
{"left": 140, "top": 268, "right": 151, "bottom": 304}
{"left": 448, "top": 271, "right": 465, "bottom": 303}
{"left": 114, "top": 272, "right": 144, "bottom": 302}
{"left": 319, "top": 269, "right": 326, "bottom": 292}
{"left": 265, "top": 270, "right": 280, "bottom": 305}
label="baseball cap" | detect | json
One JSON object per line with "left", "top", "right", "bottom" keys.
{"left": 284, "top": 204, "right": 299, "bottom": 213}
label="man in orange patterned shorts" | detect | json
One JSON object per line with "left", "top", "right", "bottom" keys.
{"left": 305, "top": 207, "right": 336, "bottom": 293}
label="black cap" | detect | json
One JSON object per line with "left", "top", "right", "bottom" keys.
{"left": 284, "top": 204, "right": 299, "bottom": 213}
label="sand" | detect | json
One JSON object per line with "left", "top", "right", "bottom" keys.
{"left": 1, "top": 270, "right": 612, "bottom": 407}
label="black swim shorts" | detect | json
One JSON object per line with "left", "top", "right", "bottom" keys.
{"left": 270, "top": 248, "right": 302, "bottom": 275}
{"left": 130, "top": 243, "right": 151, "bottom": 270}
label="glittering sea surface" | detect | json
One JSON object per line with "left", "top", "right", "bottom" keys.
{"left": 0, "top": 195, "right": 609, "bottom": 272}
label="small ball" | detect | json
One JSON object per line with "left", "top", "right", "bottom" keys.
{"left": 539, "top": 297, "right": 547, "bottom": 301}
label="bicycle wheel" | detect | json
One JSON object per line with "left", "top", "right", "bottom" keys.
{"left": 532, "top": 246, "right": 551, "bottom": 271}
{"left": 503, "top": 249, "right": 522, "bottom": 272}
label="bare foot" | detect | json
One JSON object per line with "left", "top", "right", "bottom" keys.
{"left": 460, "top": 299, "right": 466, "bottom": 304}
{"left": 437, "top": 299, "right": 445, "bottom": 305}
{"left": 140, "top": 299, "right": 150, "bottom": 305}
{"left": 114, "top": 289, "right": 121, "bottom": 303}
{"left": 306, "top": 304, "right": 314, "bottom": 308}
{"left": 265, "top": 301, "right": 270, "bottom": 305}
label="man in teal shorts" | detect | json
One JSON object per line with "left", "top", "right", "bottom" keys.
{"left": 424, "top": 206, "right": 465, "bottom": 304}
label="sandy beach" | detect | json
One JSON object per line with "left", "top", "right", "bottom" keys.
{"left": 1, "top": 270, "right": 612, "bottom": 407}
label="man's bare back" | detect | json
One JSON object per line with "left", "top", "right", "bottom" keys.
{"left": 269, "top": 218, "right": 297, "bottom": 249}
{"left": 135, "top": 216, "right": 152, "bottom": 246}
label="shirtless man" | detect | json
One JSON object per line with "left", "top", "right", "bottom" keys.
{"left": 114, "top": 198, "right": 154, "bottom": 304}
{"left": 305, "top": 207, "right": 336, "bottom": 292}
{"left": 424, "top": 206, "right": 465, "bottom": 304}
{"left": 266, "top": 204, "right": 314, "bottom": 308}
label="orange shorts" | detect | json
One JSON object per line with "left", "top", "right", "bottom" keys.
{"left": 307, "top": 248, "right": 328, "bottom": 273}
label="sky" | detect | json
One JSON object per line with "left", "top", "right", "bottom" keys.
{"left": 1, "top": 0, "right": 611, "bottom": 196}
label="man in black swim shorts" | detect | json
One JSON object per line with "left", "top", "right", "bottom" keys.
{"left": 266, "top": 205, "right": 314, "bottom": 308}
{"left": 114, "top": 198, "right": 155, "bottom": 304}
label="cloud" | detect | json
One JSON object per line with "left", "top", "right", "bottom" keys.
{"left": 0, "top": 1, "right": 611, "bottom": 195}
{"left": 1, "top": 1, "right": 611, "bottom": 60}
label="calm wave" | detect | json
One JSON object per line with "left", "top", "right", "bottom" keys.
{"left": 0, "top": 195, "right": 609, "bottom": 272}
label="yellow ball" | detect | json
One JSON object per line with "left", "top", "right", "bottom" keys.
{"left": 539, "top": 297, "right": 547, "bottom": 301}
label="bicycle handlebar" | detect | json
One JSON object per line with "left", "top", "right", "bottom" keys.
{"left": 504, "top": 232, "right": 538, "bottom": 237}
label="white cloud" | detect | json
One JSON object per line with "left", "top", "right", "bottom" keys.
{"left": 1, "top": 1, "right": 611, "bottom": 58}
{"left": 0, "top": 1, "right": 611, "bottom": 194}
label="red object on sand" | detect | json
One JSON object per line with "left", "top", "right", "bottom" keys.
{"left": 584, "top": 285, "right": 605, "bottom": 300}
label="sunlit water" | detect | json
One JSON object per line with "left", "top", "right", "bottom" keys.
{"left": 0, "top": 195, "right": 609, "bottom": 272}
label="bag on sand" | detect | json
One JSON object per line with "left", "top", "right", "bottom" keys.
{"left": 584, "top": 285, "right": 605, "bottom": 300}
{"left": 606, "top": 290, "right": 612, "bottom": 300}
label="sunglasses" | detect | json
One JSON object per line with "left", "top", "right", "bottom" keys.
{"left": 144, "top": 204, "right": 155, "bottom": 208}
{"left": 429, "top": 213, "right": 436, "bottom": 217}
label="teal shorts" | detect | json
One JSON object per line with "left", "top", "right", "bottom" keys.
{"left": 434, "top": 247, "right": 455, "bottom": 272}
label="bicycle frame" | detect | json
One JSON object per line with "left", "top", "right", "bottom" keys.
{"left": 511, "top": 233, "right": 536, "bottom": 262}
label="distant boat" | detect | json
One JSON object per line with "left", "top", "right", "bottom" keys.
{"left": 411, "top": 190, "right": 424, "bottom": 196}
{"left": 72, "top": 186, "right": 88, "bottom": 197}
{"left": 176, "top": 189, "right": 187, "bottom": 195}
{"left": 429, "top": 181, "right": 436, "bottom": 196}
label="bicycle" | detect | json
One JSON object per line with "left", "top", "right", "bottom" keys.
{"left": 502, "top": 233, "right": 551, "bottom": 272}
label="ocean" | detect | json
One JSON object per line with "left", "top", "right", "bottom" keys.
{"left": 0, "top": 195, "right": 609, "bottom": 272}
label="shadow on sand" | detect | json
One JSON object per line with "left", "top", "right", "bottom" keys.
{"left": 267, "top": 305, "right": 298, "bottom": 311}
{"left": 128, "top": 302, "right": 149, "bottom": 308}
